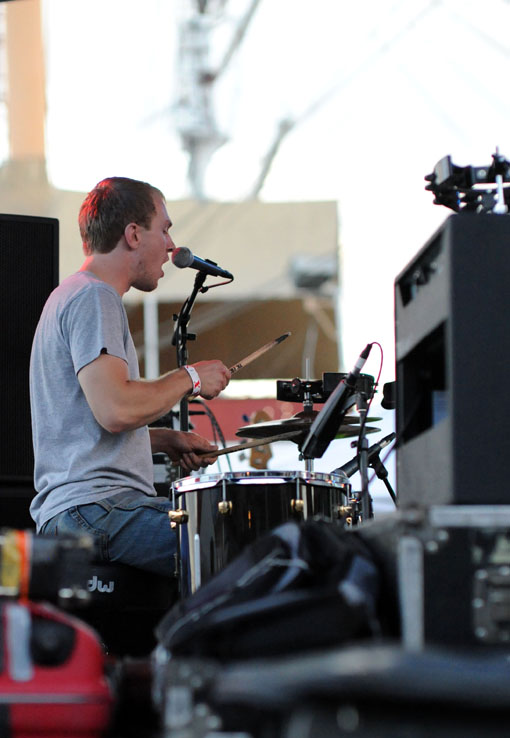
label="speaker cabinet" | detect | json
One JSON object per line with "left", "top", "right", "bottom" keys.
{"left": 0, "top": 214, "right": 58, "bottom": 515}
{"left": 395, "top": 214, "right": 510, "bottom": 507}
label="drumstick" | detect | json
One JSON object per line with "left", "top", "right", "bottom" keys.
{"left": 229, "top": 332, "right": 291, "bottom": 375}
{"left": 196, "top": 430, "right": 303, "bottom": 457}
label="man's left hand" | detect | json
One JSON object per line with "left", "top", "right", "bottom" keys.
{"left": 149, "top": 428, "right": 218, "bottom": 472}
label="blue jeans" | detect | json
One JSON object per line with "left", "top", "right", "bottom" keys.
{"left": 39, "top": 489, "right": 178, "bottom": 577}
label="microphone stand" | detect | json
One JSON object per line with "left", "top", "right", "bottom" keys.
{"left": 370, "top": 454, "right": 397, "bottom": 506}
{"left": 169, "top": 271, "right": 207, "bottom": 597}
{"left": 172, "top": 271, "right": 207, "bottom": 468}
{"left": 356, "top": 392, "right": 373, "bottom": 521}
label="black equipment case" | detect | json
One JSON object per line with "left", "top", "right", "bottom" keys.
{"left": 398, "top": 504, "right": 510, "bottom": 650}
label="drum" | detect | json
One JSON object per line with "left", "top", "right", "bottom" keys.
{"left": 172, "top": 470, "right": 351, "bottom": 594}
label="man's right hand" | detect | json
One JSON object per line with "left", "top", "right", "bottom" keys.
{"left": 192, "top": 360, "right": 231, "bottom": 399}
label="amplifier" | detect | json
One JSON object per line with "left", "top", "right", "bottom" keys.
{"left": 395, "top": 214, "right": 510, "bottom": 506}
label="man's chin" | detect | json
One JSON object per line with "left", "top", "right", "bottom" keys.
{"left": 132, "top": 279, "right": 158, "bottom": 292}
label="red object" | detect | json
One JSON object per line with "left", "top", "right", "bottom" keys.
{"left": 0, "top": 600, "right": 113, "bottom": 737}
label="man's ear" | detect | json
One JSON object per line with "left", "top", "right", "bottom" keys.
{"left": 124, "top": 222, "right": 141, "bottom": 250}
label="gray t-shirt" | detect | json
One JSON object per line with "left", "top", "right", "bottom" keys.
{"left": 29, "top": 271, "right": 155, "bottom": 530}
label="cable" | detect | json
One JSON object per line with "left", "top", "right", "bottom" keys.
{"left": 190, "top": 398, "right": 233, "bottom": 473}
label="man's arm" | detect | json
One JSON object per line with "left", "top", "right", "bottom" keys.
{"left": 78, "top": 353, "right": 230, "bottom": 433}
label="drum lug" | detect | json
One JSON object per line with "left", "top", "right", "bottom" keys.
{"left": 168, "top": 509, "right": 189, "bottom": 528}
{"left": 338, "top": 504, "right": 352, "bottom": 519}
{"left": 291, "top": 499, "right": 304, "bottom": 514}
{"left": 218, "top": 500, "right": 233, "bottom": 515}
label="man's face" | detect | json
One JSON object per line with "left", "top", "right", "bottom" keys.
{"left": 132, "top": 195, "right": 175, "bottom": 292}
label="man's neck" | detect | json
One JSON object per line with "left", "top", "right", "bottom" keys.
{"left": 79, "top": 254, "right": 131, "bottom": 297}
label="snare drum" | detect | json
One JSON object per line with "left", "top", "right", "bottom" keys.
{"left": 172, "top": 470, "right": 350, "bottom": 594}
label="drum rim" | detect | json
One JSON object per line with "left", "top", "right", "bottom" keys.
{"left": 173, "top": 469, "right": 350, "bottom": 493}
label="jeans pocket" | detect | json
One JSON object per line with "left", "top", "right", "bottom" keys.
{"left": 98, "top": 490, "right": 173, "bottom": 514}
{"left": 68, "top": 506, "right": 110, "bottom": 561}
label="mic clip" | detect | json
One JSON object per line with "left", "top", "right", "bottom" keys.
{"left": 368, "top": 453, "right": 388, "bottom": 480}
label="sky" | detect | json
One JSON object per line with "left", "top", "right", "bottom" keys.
{"left": 4, "top": 0, "right": 510, "bottom": 503}
{"left": 35, "top": 0, "right": 510, "bottom": 385}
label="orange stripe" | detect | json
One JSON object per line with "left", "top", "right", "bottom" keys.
{"left": 16, "top": 531, "right": 30, "bottom": 601}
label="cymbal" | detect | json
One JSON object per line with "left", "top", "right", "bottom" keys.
{"left": 336, "top": 426, "right": 380, "bottom": 438}
{"left": 236, "top": 416, "right": 313, "bottom": 438}
{"left": 291, "top": 410, "right": 382, "bottom": 424}
{"left": 343, "top": 415, "right": 382, "bottom": 424}
{"left": 236, "top": 412, "right": 380, "bottom": 441}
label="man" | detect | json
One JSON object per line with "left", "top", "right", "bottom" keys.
{"left": 30, "top": 176, "right": 231, "bottom": 576}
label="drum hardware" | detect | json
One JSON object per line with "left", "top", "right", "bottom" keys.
{"left": 218, "top": 500, "right": 232, "bottom": 515}
{"left": 168, "top": 509, "right": 189, "bottom": 528}
{"left": 291, "top": 499, "right": 304, "bottom": 514}
{"left": 338, "top": 504, "right": 353, "bottom": 518}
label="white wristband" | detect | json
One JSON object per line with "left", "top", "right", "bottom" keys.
{"left": 183, "top": 365, "right": 201, "bottom": 396}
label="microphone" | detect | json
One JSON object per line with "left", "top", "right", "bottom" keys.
{"left": 333, "top": 432, "right": 396, "bottom": 478}
{"left": 172, "top": 247, "right": 234, "bottom": 280}
{"left": 344, "top": 343, "right": 373, "bottom": 389}
{"left": 301, "top": 343, "right": 374, "bottom": 459}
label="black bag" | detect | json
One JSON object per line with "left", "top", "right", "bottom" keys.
{"left": 156, "top": 518, "right": 384, "bottom": 660}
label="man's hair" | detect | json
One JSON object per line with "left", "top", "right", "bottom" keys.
{"left": 78, "top": 176, "right": 165, "bottom": 254}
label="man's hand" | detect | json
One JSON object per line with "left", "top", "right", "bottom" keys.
{"left": 191, "top": 360, "right": 231, "bottom": 400}
{"left": 150, "top": 428, "right": 219, "bottom": 472}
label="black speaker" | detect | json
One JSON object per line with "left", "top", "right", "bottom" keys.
{"left": 0, "top": 214, "right": 58, "bottom": 496}
{"left": 395, "top": 214, "right": 510, "bottom": 507}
